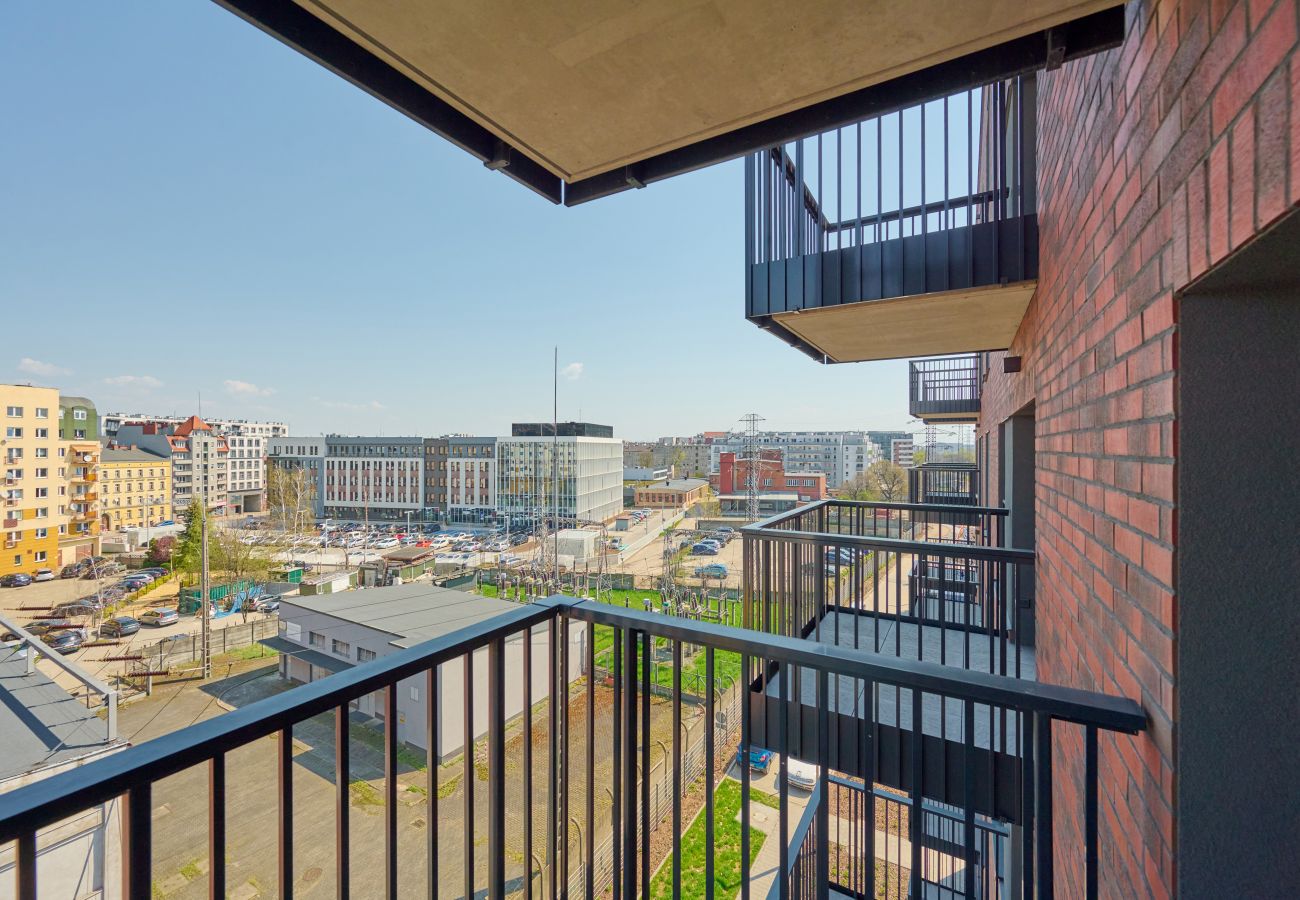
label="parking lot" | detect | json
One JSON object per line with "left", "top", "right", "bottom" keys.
{"left": 0, "top": 572, "right": 276, "bottom": 692}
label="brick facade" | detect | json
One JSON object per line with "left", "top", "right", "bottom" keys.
{"left": 975, "top": 2, "right": 1298, "bottom": 897}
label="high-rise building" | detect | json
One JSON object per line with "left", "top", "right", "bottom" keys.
{"left": 266, "top": 437, "right": 327, "bottom": 520}
{"left": 446, "top": 436, "right": 496, "bottom": 521}
{"left": 3, "top": 386, "right": 71, "bottom": 575}
{"left": 98, "top": 447, "right": 172, "bottom": 532}
{"left": 706, "top": 430, "right": 879, "bottom": 488}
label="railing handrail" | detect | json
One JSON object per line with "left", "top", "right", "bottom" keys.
{"left": 745, "top": 497, "right": 1007, "bottom": 532}
{"left": 543, "top": 598, "right": 1144, "bottom": 732}
{"left": 0, "top": 602, "right": 554, "bottom": 843}
{"left": 0, "top": 595, "right": 1143, "bottom": 847}
{"left": 740, "top": 525, "right": 1033, "bottom": 564}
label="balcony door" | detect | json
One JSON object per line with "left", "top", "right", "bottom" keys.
{"left": 998, "top": 401, "right": 1036, "bottom": 646}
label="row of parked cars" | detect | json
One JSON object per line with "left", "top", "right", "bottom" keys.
{"left": 687, "top": 526, "right": 737, "bottom": 557}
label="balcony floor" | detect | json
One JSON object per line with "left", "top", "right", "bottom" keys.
{"left": 770, "top": 608, "right": 1035, "bottom": 754}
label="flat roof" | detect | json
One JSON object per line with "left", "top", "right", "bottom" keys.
{"left": 639, "top": 478, "right": 709, "bottom": 492}
{"left": 280, "top": 584, "right": 521, "bottom": 649}
{"left": 0, "top": 651, "right": 114, "bottom": 781}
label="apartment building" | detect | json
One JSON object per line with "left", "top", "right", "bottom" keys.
{"left": 708, "top": 430, "right": 879, "bottom": 488}
{"left": 104, "top": 414, "right": 281, "bottom": 513}
{"left": 57, "top": 396, "right": 100, "bottom": 563}
{"left": 2, "top": 386, "right": 68, "bottom": 576}
{"left": 890, "top": 437, "right": 914, "bottom": 467}
{"left": 496, "top": 434, "right": 622, "bottom": 524}
{"left": 98, "top": 447, "right": 172, "bottom": 533}
{"left": 321, "top": 436, "right": 424, "bottom": 523}
{"left": 446, "top": 436, "right": 496, "bottom": 520}
{"left": 112, "top": 416, "right": 229, "bottom": 515}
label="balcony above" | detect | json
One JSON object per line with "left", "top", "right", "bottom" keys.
{"left": 910, "top": 463, "right": 981, "bottom": 506}
{"left": 210, "top": 1, "right": 1123, "bottom": 204}
{"left": 910, "top": 355, "right": 981, "bottom": 423}
{"left": 745, "top": 73, "right": 1041, "bottom": 363}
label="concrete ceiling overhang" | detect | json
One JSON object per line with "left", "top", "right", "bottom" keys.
{"left": 765, "top": 281, "right": 1038, "bottom": 363}
{"left": 215, "top": 0, "right": 1126, "bottom": 203}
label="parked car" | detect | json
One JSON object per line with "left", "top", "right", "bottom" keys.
{"left": 1, "top": 573, "right": 32, "bottom": 587}
{"left": 59, "top": 563, "right": 87, "bottom": 578}
{"left": 100, "top": 616, "right": 141, "bottom": 638}
{"left": 255, "top": 599, "right": 280, "bottom": 613}
{"left": 375, "top": 538, "right": 399, "bottom": 549}
{"left": 694, "top": 563, "right": 729, "bottom": 579}
{"left": 52, "top": 599, "right": 100, "bottom": 617}
{"left": 44, "top": 629, "right": 86, "bottom": 655}
{"left": 138, "top": 608, "right": 179, "bottom": 627}
{"left": 736, "top": 745, "right": 774, "bottom": 773}
{"left": 690, "top": 543, "right": 719, "bottom": 555}
{"left": 140, "top": 567, "right": 168, "bottom": 577}
{"left": 24, "top": 618, "right": 85, "bottom": 640}
{"left": 786, "top": 758, "right": 820, "bottom": 791}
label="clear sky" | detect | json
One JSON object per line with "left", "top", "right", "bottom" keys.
{"left": 1, "top": 2, "right": 915, "bottom": 441}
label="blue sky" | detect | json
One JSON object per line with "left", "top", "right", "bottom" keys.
{"left": 1, "top": 2, "right": 915, "bottom": 440}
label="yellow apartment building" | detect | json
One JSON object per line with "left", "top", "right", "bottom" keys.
{"left": 98, "top": 447, "right": 172, "bottom": 533}
{"left": 2, "top": 385, "right": 67, "bottom": 577}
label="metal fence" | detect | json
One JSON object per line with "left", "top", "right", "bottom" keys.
{"left": 0, "top": 596, "right": 1143, "bottom": 900}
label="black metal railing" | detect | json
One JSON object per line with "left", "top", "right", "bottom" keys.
{"left": 743, "top": 499, "right": 1031, "bottom": 677}
{"left": 910, "top": 356, "right": 982, "bottom": 421}
{"left": 910, "top": 463, "right": 981, "bottom": 506}
{"left": 744, "top": 78, "right": 1037, "bottom": 346}
{"left": 0, "top": 595, "right": 1141, "bottom": 900}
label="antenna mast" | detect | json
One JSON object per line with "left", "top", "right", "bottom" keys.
{"left": 737, "top": 412, "right": 765, "bottom": 522}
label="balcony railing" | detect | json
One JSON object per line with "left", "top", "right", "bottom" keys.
{"left": 744, "top": 78, "right": 1036, "bottom": 363}
{"left": 742, "top": 499, "right": 1032, "bottom": 679}
{"left": 910, "top": 355, "right": 981, "bottom": 422}
{"left": 910, "top": 463, "right": 980, "bottom": 506}
{"left": 0, "top": 594, "right": 1142, "bottom": 900}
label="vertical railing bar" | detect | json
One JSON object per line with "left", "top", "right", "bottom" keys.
{"left": 561, "top": 616, "right": 570, "bottom": 898}
{"left": 464, "top": 653, "right": 475, "bottom": 900}
{"left": 705, "top": 645, "right": 717, "bottom": 899}
{"left": 585, "top": 620, "right": 595, "bottom": 900}
{"left": 1086, "top": 726, "right": 1099, "bottom": 900}
{"left": 640, "top": 632, "right": 650, "bottom": 900}
{"left": 672, "top": 639, "right": 683, "bottom": 900}
{"left": 337, "top": 706, "right": 353, "bottom": 899}
{"left": 778, "top": 662, "right": 789, "bottom": 900}
{"left": 741, "top": 650, "right": 752, "bottom": 900}
{"left": 908, "top": 689, "right": 922, "bottom": 900}
{"left": 621, "top": 629, "right": 638, "bottom": 900}
{"left": 16, "top": 832, "right": 36, "bottom": 900}
{"left": 125, "top": 783, "right": 152, "bottom": 900}
{"left": 426, "top": 668, "right": 438, "bottom": 900}
{"left": 963, "top": 700, "right": 977, "bottom": 900}
{"left": 816, "top": 669, "right": 829, "bottom": 900}
{"left": 210, "top": 753, "right": 226, "bottom": 900}
{"left": 487, "top": 636, "right": 506, "bottom": 900}
{"left": 547, "top": 619, "right": 559, "bottom": 900}
{"left": 385, "top": 684, "right": 399, "bottom": 900}
{"left": 278, "top": 727, "right": 293, "bottom": 900}
{"left": 1035, "top": 712, "right": 1055, "bottom": 900}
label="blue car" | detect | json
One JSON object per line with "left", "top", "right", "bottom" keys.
{"left": 736, "top": 745, "right": 774, "bottom": 773}
{"left": 691, "top": 543, "right": 719, "bottom": 555}
{"left": 694, "top": 563, "right": 729, "bottom": 578}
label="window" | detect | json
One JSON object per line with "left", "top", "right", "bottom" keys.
{"left": 11, "top": 555, "right": 19, "bottom": 567}
{"left": 34, "top": 488, "right": 47, "bottom": 498}
{"left": 34, "top": 428, "right": 47, "bottom": 439}
{"left": 34, "top": 551, "right": 46, "bottom": 562}
{"left": 34, "top": 528, "right": 46, "bottom": 539}
{"left": 34, "top": 448, "right": 46, "bottom": 458}
{"left": 309, "top": 632, "right": 325, "bottom": 648}
{"left": 73, "top": 429, "right": 85, "bottom": 439}
{"left": 332, "top": 639, "right": 350, "bottom": 656}
{"left": 34, "top": 468, "right": 46, "bottom": 478}
{"left": 357, "top": 647, "right": 377, "bottom": 662}
{"left": 5, "top": 428, "right": 21, "bottom": 438}
{"left": 73, "top": 409, "right": 87, "bottom": 421}
{"left": 35, "top": 508, "right": 47, "bottom": 518}
{"left": 34, "top": 408, "right": 47, "bottom": 419}
{"left": 5, "top": 407, "right": 22, "bottom": 417}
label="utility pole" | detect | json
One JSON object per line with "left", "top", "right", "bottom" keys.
{"left": 552, "top": 346, "right": 560, "bottom": 585}
{"left": 737, "top": 412, "right": 766, "bottom": 523}
{"left": 200, "top": 501, "right": 211, "bottom": 679}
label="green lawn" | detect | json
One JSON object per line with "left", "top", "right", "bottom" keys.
{"left": 649, "top": 778, "right": 765, "bottom": 900}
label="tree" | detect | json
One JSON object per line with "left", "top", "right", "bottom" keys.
{"left": 912, "top": 447, "right": 926, "bottom": 466}
{"left": 635, "top": 449, "right": 654, "bottom": 468}
{"left": 867, "top": 460, "right": 908, "bottom": 502}
{"left": 171, "top": 499, "right": 205, "bottom": 585}
{"left": 268, "top": 466, "right": 317, "bottom": 535}
{"left": 839, "top": 471, "right": 878, "bottom": 501}
{"left": 211, "top": 529, "right": 275, "bottom": 623}
{"left": 147, "top": 536, "right": 176, "bottom": 566}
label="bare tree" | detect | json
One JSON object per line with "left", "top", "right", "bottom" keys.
{"left": 211, "top": 529, "right": 276, "bottom": 623}
{"left": 268, "top": 466, "right": 317, "bottom": 535}
{"left": 868, "top": 460, "right": 908, "bottom": 502}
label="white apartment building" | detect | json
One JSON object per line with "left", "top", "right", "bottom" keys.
{"left": 321, "top": 436, "right": 424, "bottom": 522}
{"left": 707, "top": 430, "right": 880, "bottom": 489}
{"left": 101, "top": 413, "right": 287, "bottom": 441}
{"left": 496, "top": 436, "right": 622, "bottom": 524}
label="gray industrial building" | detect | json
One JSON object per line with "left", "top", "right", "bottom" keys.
{"left": 267, "top": 585, "right": 587, "bottom": 759}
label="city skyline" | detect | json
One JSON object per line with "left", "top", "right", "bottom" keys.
{"left": 1, "top": 2, "right": 911, "bottom": 439}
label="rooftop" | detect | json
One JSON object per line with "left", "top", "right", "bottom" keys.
{"left": 641, "top": 478, "right": 709, "bottom": 492}
{"left": 280, "top": 584, "right": 521, "bottom": 649}
{"left": 100, "top": 446, "right": 169, "bottom": 464}
{"left": 0, "top": 651, "right": 115, "bottom": 782}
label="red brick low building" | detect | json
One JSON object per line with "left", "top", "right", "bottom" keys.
{"left": 712, "top": 450, "right": 828, "bottom": 502}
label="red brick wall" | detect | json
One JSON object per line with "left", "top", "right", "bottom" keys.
{"left": 976, "top": 1, "right": 1298, "bottom": 896}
